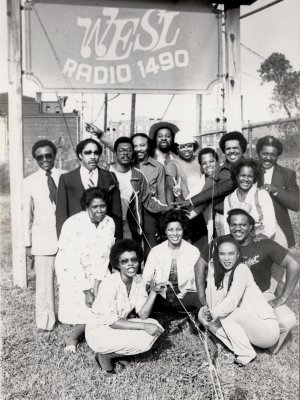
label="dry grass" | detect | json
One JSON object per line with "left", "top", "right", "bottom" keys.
{"left": 0, "top": 194, "right": 299, "bottom": 400}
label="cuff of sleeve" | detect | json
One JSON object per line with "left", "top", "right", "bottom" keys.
{"left": 189, "top": 199, "right": 194, "bottom": 207}
{"left": 95, "top": 130, "right": 104, "bottom": 140}
{"left": 106, "top": 316, "right": 120, "bottom": 326}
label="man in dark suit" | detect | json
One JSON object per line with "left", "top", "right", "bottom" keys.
{"left": 56, "top": 138, "right": 122, "bottom": 239}
{"left": 256, "top": 135, "right": 299, "bottom": 248}
{"left": 256, "top": 135, "right": 299, "bottom": 294}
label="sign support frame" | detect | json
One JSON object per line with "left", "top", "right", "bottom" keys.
{"left": 224, "top": 6, "right": 242, "bottom": 132}
{"left": 7, "top": 0, "right": 27, "bottom": 287}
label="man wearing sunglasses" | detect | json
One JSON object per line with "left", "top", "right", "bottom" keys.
{"left": 165, "top": 130, "right": 208, "bottom": 250}
{"left": 56, "top": 138, "right": 122, "bottom": 239}
{"left": 23, "top": 140, "right": 66, "bottom": 332}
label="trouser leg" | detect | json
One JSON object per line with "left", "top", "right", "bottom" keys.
{"left": 142, "top": 209, "right": 158, "bottom": 261}
{"left": 200, "top": 307, "right": 279, "bottom": 364}
{"left": 270, "top": 223, "right": 288, "bottom": 294}
{"left": 181, "top": 292, "right": 201, "bottom": 310}
{"left": 153, "top": 291, "right": 200, "bottom": 313}
{"left": 190, "top": 213, "right": 208, "bottom": 251}
{"left": 215, "top": 312, "right": 257, "bottom": 364}
{"left": 198, "top": 314, "right": 235, "bottom": 353}
{"left": 263, "top": 291, "right": 297, "bottom": 353}
{"left": 35, "top": 255, "right": 56, "bottom": 330}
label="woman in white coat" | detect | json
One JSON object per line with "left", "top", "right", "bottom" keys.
{"left": 85, "top": 239, "right": 164, "bottom": 374}
{"left": 143, "top": 209, "right": 201, "bottom": 312}
{"left": 55, "top": 188, "right": 115, "bottom": 352}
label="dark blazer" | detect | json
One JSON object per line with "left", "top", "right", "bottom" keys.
{"left": 56, "top": 167, "right": 123, "bottom": 239}
{"left": 191, "top": 160, "right": 237, "bottom": 212}
{"left": 260, "top": 164, "right": 299, "bottom": 248}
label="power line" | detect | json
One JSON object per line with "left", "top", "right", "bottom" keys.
{"left": 161, "top": 95, "right": 175, "bottom": 120}
{"left": 241, "top": 43, "right": 265, "bottom": 60}
{"left": 241, "top": 71, "right": 261, "bottom": 80}
{"left": 240, "top": 0, "right": 284, "bottom": 20}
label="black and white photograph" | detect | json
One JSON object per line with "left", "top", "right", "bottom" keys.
{"left": 0, "top": 0, "right": 299, "bottom": 398}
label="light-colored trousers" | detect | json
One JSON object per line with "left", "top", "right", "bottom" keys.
{"left": 270, "top": 222, "right": 288, "bottom": 295}
{"left": 35, "top": 255, "right": 56, "bottom": 330}
{"left": 263, "top": 291, "right": 297, "bottom": 354}
{"left": 199, "top": 307, "right": 280, "bottom": 365}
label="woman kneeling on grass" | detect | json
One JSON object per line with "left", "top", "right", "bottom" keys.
{"left": 198, "top": 235, "right": 280, "bottom": 366}
{"left": 142, "top": 209, "right": 201, "bottom": 313}
{"left": 85, "top": 239, "right": 165, "bottom": 374}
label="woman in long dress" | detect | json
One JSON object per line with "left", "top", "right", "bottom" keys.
{"left": 55, "top": 188, "right": 115, "bottom": 352}
{"left": 85, "top": 239, "right": 164, "bottom": 374}
{"left": 198, "top": 235, "right": 280, "bottom": 366}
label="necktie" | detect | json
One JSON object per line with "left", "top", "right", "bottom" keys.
{"left": 88, "top": 171, "right": 95, "bottom": 188}
{"left": 46, "top": 170, "right": 57, "bottom": 204}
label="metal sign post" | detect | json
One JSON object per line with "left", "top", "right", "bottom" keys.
{"left": 7, "top": 0, "right": 27, "bottom": 287}
{"left": 224, "top": 6, "right": 242, "bottom": 132}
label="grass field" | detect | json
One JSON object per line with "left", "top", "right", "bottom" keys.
{"left": 0, "top": 194, "right": 299, "bottom": 400}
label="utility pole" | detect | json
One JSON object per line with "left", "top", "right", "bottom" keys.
{"left": 130, "top": 94, "right": 136, "bottom": 137}
{"left": 104, "top": 93, "right": 108, "bottom": 131}
{"left": 196, "top": 94, "right": 202, "bottom": 147}
{"left": 7, "top": 0, "right": 27, "bottom": 287}
{"left": 224, "top": 6, "right": 242, "bottom": 132}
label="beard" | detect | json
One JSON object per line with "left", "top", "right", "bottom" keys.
{"left": 157, "top": 142, "right": 171, "bottom": 153}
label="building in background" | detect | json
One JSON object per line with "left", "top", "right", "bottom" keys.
{"left": 107, "top": 116, "right": 183, "bottom": 137}
{"left": 0, "top": 92, "right": 80, "bottom": 175}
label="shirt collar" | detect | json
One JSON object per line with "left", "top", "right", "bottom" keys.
{"left": 80, "top": 164, "right": 97, "bottom": 176}
{"left": 38, "top": 166, "right": 57, "bottom": 175}
{"left": 264, "top": 165, "right": 274, "bottom": 174}
{"left": 155, "top": 149, "right": 176, "bottom": 163}
{"left": 141, "top": 156, "right": 157, "bottom": 167}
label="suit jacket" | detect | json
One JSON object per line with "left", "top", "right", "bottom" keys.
{"left": 23, "top": 168, "right": 66, "bottom": 255}
{"left": 260, "top": 163, "right": 299, "bottom": 247}
{"left": 56, "top": 166, "right": 122, "bottom": 239}
{"left": 191, "top": 160, "right": 237, "bottom": 212}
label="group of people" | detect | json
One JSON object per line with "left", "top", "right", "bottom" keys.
{"left": 23, "top": 121, "right": 299, "bottom": 372}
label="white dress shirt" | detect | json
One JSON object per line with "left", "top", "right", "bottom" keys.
{"left": 80, "top": 165, "right": 99, "bottom": 189}
{"left": 264, "top": 166, "right": 274, "bottom": 185}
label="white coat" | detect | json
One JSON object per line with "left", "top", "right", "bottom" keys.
{"left": 23, "top": 167, "right": 66, "bottom": 255}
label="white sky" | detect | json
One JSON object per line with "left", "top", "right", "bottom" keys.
{"left": 0, "top": 0, "right": 299, "bottom": 127}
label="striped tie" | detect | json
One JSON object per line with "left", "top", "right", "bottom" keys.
{"left": 46, "top": 170, "right": 57, "bottom": 204}
{"left": 88, "top": 171, "right": 94, "bottom": 188}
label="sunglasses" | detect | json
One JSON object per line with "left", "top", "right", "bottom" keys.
{"left": 178, "top": 143, "right": 194, "bottom": 150}
{"left": 36, "top": 153, "right": 53, "bottom": 161}
{"left": 119, "top": 257, "right": 139, "bottom": 266}
{"left": 82, "top": 150, "right": 100, "bottom": 155}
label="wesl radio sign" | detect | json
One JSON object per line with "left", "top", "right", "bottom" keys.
{"left": 25, "top": 0, "right": 221, "bottom": 93}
